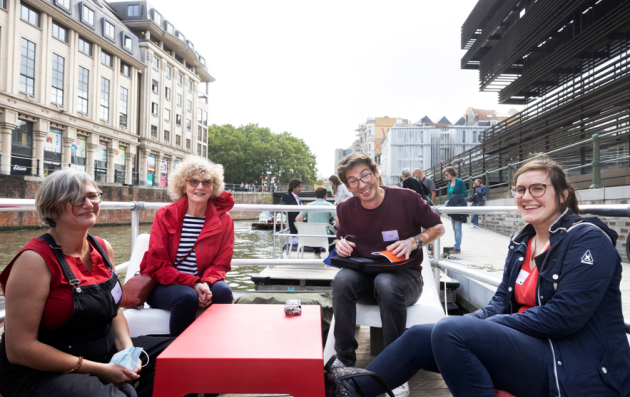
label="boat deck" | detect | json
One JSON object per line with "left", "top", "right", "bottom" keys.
{"left": 219, "top": 324, "right": 451, "bottom": 397}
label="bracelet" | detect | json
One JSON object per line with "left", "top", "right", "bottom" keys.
{"left": 65, "top": 356, "right": 83, "bottom": 374}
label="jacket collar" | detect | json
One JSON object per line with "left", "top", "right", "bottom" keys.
{"left": 510, "top": 208, "right": 579, "bottom": 246}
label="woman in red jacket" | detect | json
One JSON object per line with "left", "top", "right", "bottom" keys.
{"left": 141, "top": 155, "right": 235, "bottom": 336}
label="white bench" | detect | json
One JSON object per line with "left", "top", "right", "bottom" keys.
{"left": 323, "top": 247, "right": 445, "bottom": 362}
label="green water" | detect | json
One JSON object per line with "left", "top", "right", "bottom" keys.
{"left": 0, "top": 221, "right": 279, "bottom": 292}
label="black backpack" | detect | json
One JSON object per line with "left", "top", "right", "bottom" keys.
{"left": 324, "top": 355, "right": 394, "bottom": 397}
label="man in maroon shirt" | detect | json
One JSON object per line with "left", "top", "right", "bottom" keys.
{"left": 332, "top": 153, "right": 445, "bottom": 372}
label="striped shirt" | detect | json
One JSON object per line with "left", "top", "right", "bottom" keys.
{"left": 175, "top": 214, "right": 205, "bottom": 275}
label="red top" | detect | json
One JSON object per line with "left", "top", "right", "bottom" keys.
{"left": 0, "top": 237, "right": 112, "bottom": 329}
{"left": 514, "top": 238, "right": 549, "bottom": 313}
{"left": 335, "top": 186, "right": 442, "bottom": 272}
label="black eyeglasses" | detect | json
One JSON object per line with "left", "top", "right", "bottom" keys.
{"left": 347, "top": 173, "right": 373, "bottom": 189}
{"left": 70, "top": 193, "right": 103, "bottom": 206}
{"left": 511, "top": 183, "right": 547, "bottom": 198}
{"left": 188, "top": 179, "right": 213, "bottom": 188}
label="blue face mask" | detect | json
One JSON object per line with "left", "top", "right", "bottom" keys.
{"left": 110, "top": 346, "right": 148, "bottom": 371}
{"left": 413, "top": 177, "right": 419, "bottom": 180}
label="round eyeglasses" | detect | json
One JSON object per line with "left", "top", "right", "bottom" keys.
{"left": 188, "top": 179, "right": 213, "bottom": 188}
{"left": 347, "top": 173, "right": 373, "bottom": 189}
{"left": 511, "top": 183, "right": 547, "bottom": 198}
{"left": 70, "top": 193, "right": 103, "bottom": 206}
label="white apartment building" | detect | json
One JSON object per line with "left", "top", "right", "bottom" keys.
{"left": 0, "top": 0, "right": 213, "bottom": 187}
{"left": 380, "top": 118, "right": 483, "bottom": 185}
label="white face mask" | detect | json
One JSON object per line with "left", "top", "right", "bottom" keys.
{"left": 110, "top": 346, "right": 148, "bottom": 370}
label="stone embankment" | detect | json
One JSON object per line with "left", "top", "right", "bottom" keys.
{"left": 0, "top": 175, "right": 272, "bottom": 230}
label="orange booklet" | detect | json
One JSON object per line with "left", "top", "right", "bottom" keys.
{"left": 371, "top": 251, "right": 403, "bottom": 263}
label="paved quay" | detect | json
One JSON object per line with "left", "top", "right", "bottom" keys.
{"left": 436, "top": 215, "right": 630, "bottom": 322}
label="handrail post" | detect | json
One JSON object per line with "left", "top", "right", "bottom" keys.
{"left": 590, "top": 134, "right": 603, "bottom": 189}
{"left": 130, "top": 201, "right": 144, "bottom": 252}
{"left": 507, "top": 163, "right": 513, "bottom": 187}
{"left": 485, "top": 171, "right": 490, "bottom": 200}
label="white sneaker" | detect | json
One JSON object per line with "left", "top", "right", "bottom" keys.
{"left": 392, "top": 382, "right": 410, "bottom": 397}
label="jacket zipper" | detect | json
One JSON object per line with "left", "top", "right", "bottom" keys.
{"left": 537, "top": 251, "right": 561, "bottom": 397}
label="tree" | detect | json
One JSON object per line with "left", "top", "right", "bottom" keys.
{"left": 207, "top": 124, "right": 318, "bottom": 185}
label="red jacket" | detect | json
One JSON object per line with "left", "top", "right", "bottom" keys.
{"left": 140, "top": 191, "right": 235, "bottom": 287}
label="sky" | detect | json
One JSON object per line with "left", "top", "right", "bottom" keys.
{"left": 142, "top": 0, "right": 521, "bottom": 177}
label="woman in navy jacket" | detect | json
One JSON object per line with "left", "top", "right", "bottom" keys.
{"left": 352, "top": 155, "right": 630, "bottom": 397}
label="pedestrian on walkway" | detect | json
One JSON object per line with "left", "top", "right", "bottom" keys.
{"left": 470, "top": 179, "right": 487, "bottom": 228}
{"left": 443, "top": 166, "right": 467, "bottom": 254}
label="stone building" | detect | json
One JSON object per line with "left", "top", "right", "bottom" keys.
{"left": 0, "top": 0, "right": 213, "bottom": 187}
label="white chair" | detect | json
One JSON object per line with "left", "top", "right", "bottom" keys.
{"left": 294, "top": 222, "right": 335, "bottom": 259}
{"left": 121, "top": 234, "right": 171, "bottom": 337}
{"left": 323, "top": 247, "right": 445, "bottom": 362}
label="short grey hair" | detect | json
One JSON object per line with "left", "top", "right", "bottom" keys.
{"left": 401, "top": 168, "right": 412, "bottom": 178}
{"left": 35, "top": 168, "right": 101, "bottom": 228}
{"left": 168, "top": 155, "right": 225, "bottom": 201}
{"left": 475, "top": 179, "right": 482, "bottom": 184}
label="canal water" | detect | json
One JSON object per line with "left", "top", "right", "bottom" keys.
{"left": 0, "top": 221, "right": 278, "bottom": 293}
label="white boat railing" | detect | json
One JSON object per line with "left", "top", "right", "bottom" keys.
{"left": 1, "top": 199, "right": 629, "bottom": 333}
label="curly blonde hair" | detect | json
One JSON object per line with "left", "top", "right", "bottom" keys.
{"left": 168, "top": 155, "right": 225, "bottom": 201}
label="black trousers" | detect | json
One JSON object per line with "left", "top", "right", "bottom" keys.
{"left": 0, "top": 336, "right": 173, "bottom": 397}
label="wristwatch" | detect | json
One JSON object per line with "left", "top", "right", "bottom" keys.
{"left": 412, "top": 235, "right": 424, "bottom": 250}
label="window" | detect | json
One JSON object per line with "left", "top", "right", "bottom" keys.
{"left": 186, "top": 138, "right": 191, "bottom": 150}
{"left": 164, "top": 108, "right": 170, "bottom": 121}
{"left": 199, "top": 56, "right": 205, "bottom": 66}
{"left": 51, "top": 54, "right": 64, "bottom": 105}
{"left": 197, "top": 108, "right": 203, "bottom": 123}
{"left": 127, "top": 4, "right": 140, "bottom": 17}
{"left": 175, "top": 54, "right": 184, "bottom": 64}
{"left": 203, "top": 110, "right": 208, "bottom": 126}
{"left": 186, "top": 119, "right": 191, "bottom": 131}
{"left": 152, "top": 79, "right": 158, "bottom": 94}
{"left": 163, "top": 130, "right": 169, "bottom": 143}
{"left": 77, "top": 67, "right": 89, "bottom": 114}
{"left": 151, "top": 125, "right": 157, "bottom": 139}
{"left": 81, "top": 3, "right": 95, "bottom": 27}
{"left": 473, "top": 131, "right": 478, "bottom": 143}
{"left": 151, "top": 102, "right": 158, "bottom": 116}
{"left": 103, "top": 20, "right": 115, "bottom": 41}
{"left": 78, "top": 36, "right": 92, "bottom": 56}
{"left": 176, "top": 94, "right": 182, "bottom": 106}
{"left": 152, "top": 57, "right": 159, "bottom": 71}
{"left": 119, "top": 87, "right": 128, "bottom": 127}
{"left": 176, "top": 135, "right": 181, "bottom": 146}
{"left": 101, "top": 50, "right": 112, "bottom": 67}
{"left": 54, "top": 0, "right": 71, "bottom": 12}
{"left": 177, "top": 74, "right": 182, "bottom": 86}
{"left": 176, "top": 114, "right": 181, "bottom": 126}
{"left": 165, "top": 22, "right": 174, "bottom": 34}
{"left": 120, "top": 61, "right": 131, "bottom": 77}
{"left": 152, "top": 9, "right": 161, "bottom": 25}
{"left": 197, "top": 143, "right": 201, "bottom": 155}
{"left": 165, "top": 87, "right": 171, "bottom": 100}
{"left": 187, "top": 81, "right": 192, "bottom": 92}
{"left": 187, "top": 40, "right": 194, "bottom": 50}
{"left": 166, "top": 65, "right": 172, "bottom": 78}
{"left": 197, "top": 126, "right": 202, "bottom": 141}
{"left": 122, "top": 33, "right": 133, "bottom": 53}
{"left": 52, "top": 21, "right": 68, "bottom": 43}
{"left": 20, "top": 3, "right": 40, "bottom": 28}
{"left": 176, "top": 31, "right": 185, "bottom": 41}
{"left": 187, "top": 100, "right": 191, "bottom": 112}
{"left": 100, "top": 77, "right": 109, "bottom": 121}
{"left": 462, "top": 132, "right": 466, "bottom": 144}
{"left": 20, "top": 38, "right": 35, "bottom": 96}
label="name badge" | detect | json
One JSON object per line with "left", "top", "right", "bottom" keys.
{"left": 111, "top": 282, "right": 123, "bottom": 304}
{"left": 515, "top": 269, "right": 530, "bottom": 286}
{"left": 382, "top": 230, "right": 399, "bottom": 242}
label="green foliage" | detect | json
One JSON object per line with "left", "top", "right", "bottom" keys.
{"left": 207, "top": 124, "right": 318, "bottom": 184}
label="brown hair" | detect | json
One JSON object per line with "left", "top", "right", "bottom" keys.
{"left": 329, "top": 175, "right": 342, "bottom": 196}
{"left": 315, "top": 187, "right": 328, "bottom": 199}
{"left": 512, "top": 154, "right": 580, "bottom": 214}
{"left": 336, "top": 153, "right": 378, "bottom": 185}
{"left": 443, "top": 166, "right": 458, "bottom": 177}
{"left": 287, "top": 178, "right": 302, "bottom": 193}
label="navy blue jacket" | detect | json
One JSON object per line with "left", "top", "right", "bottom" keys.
{"left": 445, "top": 193, "right": 468, "bottom": 223}
{"left": 468, "top": 209, "right": 630, "bottom": 396}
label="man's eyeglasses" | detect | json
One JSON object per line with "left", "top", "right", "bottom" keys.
{"left": 70, "top": 193, "right": 103, "bottom": 206}
{"left": 188, "top": 179, "right": 213, "bottom": 188}
{"left": 347, "top": 173, "right": 373, "bottom": 189}
{"left": 511, "top": 183, "right": 547, "bottom": 198}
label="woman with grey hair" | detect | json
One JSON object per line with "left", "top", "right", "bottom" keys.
{"left": 0, "top": 169, "right": 171, "bottom": 397}
{"left": 141, "top": 155, "right": 235, "bottom": 336}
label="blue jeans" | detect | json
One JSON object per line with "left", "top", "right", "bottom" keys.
{"left": 354, "top": 316, "right": 550, "bottom": 397}
{"left": 146, "top": 281, "right": 233, "bottom": 336}
{"left": 331, "top": 269, "right": 423, "bottom": 366}
{"left": 451, "top": 218, "right": 462, "bottom": 250}
{"left": 471, "top": 201, "right": 483, "bottom": 226}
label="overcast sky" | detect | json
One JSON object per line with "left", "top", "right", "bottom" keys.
{"left": 142, "top": 0, "right": 521, "bottom": 178}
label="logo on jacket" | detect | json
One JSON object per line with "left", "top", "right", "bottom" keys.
{"left": 581, "top": 250, "right": 594, "bottom": 265}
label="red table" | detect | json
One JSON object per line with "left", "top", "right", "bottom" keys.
{"left": 152, "top": 304, "right": 324, "bottom": 397}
